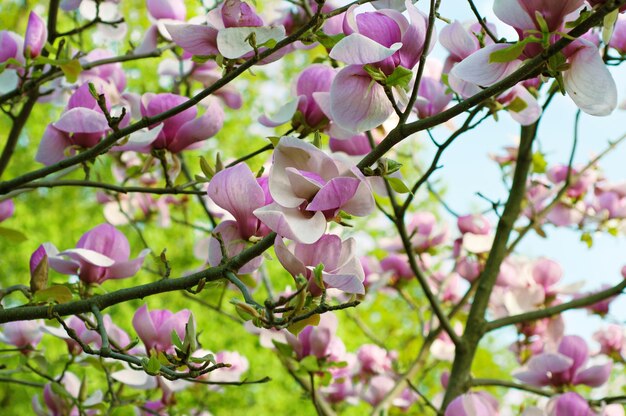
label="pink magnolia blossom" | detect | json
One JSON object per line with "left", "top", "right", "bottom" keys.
{"left": 491, "top": 1, "right": 617, "bottom": 116}
{"left": 46, "top": 223, "right": 149, "bottom": 284}
{"left": 361, "top": 375, "right": 417, "bottom": 409}
{"left": 0, "top": 199, "right": 15, "bottom": 222}
{"left": 274, "top": 234, "right": 365, "bottom": 295}
{"left": 514, "top": 335, "right": 612, "bottom": 388}
{"left": 35, "top": 83, "right": 128, "bottom": 166}
{"left": 147, "top": 0, "right": 186, "bottom": 21}
{"left": 43, "top": 315, "right": 131, "bottom": 355}
{"left": 356, "top": 344, "right": 394, "bottom": 375}
{"left": 286, "top": 313, "right": 346, "bottom": 361}
{"left": 457, "top": 214, "right": 490, "bottom": 235}
{"left": 593, "top": 325, "right": 625, "bottom": 358}
{"left": 24, "top": 11, "right": 47, "bottom": 59}
{"left": 136, "top": 93, "right": 224, "bottom": 153}
{"left": 0, "top": 319, "right": 43, "bottom": 350}
{"left": 32, "top": 372, "right": 81, "bottom": 416}
{"left": 407, "top": 211, "right": 449, "bottom": 252}
{"left": 445, "top": 392, "right": 500, "bottom": 416}
{"left": 609, "top": 15, "right": 626, "bottom": 53}
{"left": 413, "top": 74, "right": 453, "bottom": 118}
{"left": 206, "top": 163, "right": 271, "bottom": 273}
{"left": 547, "top": 392, "right": 594, "bottom": 416}
{"left": 260, "top": 64, "right": 336, "bottom": 130}
{"left": 166, "top": 0, "right": 285, "bottom": 61}
{"left": 327, "top": 0, "right": 430, "bottom": 132}
{"left": 254, "top": 136, "right": 374, "bottom": 244}
{"left": 132, "top": 304, "right": 191, "bottom": 354}
{"left": 207, "top": 351, "right": 249, "bottom": 383}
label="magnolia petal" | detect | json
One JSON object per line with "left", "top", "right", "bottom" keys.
{"left": 60, "top": 248, "right": 116, "bottom": 267}
{"left": 207, "top": 163, "right": 265, "bottom": 236}
{"left": 321, "top": 272, "right": 365, "bottom": 294}
{"left": 340, "top": 180, "right": 375, "bottom": 216}
{"left": 439, "top": 20, "right": 479, "bottom": 61}
{"left": 169, "top": 99, "right": 224, "bottom": 152}
{"left": 329, "top": 33, "right": 402, "bottom": 65}
{"left": 217, "top": 26, "right": 286, "bottom": 59}
{"left": 259, "top": 97, "right": 300, "bottom": 127}
{"left": 451, "top": 44, "right": 522, "bottom": 87}
{"left": 273, "top": 235, "right": 307, "bottom": 278}
{"left": 53, "top": 108, "right": 109, "bottom": 134}
{"left": 307, "top": 177, "right": 360, "bottom": 212}
{"left": 493, "top": 0, "right": 535, "bottom": 31}
{"left": 35, "top": 125, "right": 72, "bottom": 166}
{"left": 254, "top": 203, "right": 326, "bottom": 244}
{"left": 573, "top": 363, "right": 612, "bottom": 387}
{"left": 114, "top": 123, "right": 164, "bottom": 152}
{"left": 165, "top": 23, "right": 219, "bottom": 56}
{"left": 330, "top": 65, "right": 393, "bottom": 133}
{"left": 107, "top": 248, "right": 149, "bottom": 279}
{"left": 48, "top": 256, "right": 81, "bottom": 275}
{"left": 513, "top": 370, "right": 550, "bottom": 387}
{"left": 527, "top": 352, "right": 574, "bottom": 376}
{"left": 506, "top": 86, "right": 542, "bottom": 125}
{"left": 564, "top": 44, "right": 617, "bottom": 116}
{"left": 111, "top": 368, "right": 156, "bottom": 389}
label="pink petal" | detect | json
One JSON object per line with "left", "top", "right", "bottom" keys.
{"left": 330, "top": 65, "right": 394, "bottom": 133}
{"left": 322, "top": 272, "right": 365, "bottom": 294}
{"left": 253, "top": 203, "right": 327, "bottom": 244}
{"left": 132, "top": 305, "right": 158, "bottom": 350}
{"left": 24, "top": 11, "right": 47, "bottom": 58}
{"left": 564, "top": 43, "right": 617, "bottom": 116}
{"left": 169, "top": 99, "right": 224, "bottom": 152}
{"left": 107, "top": 248, "right": 149, "bottom": 279}
{"left": 493, "top": 0, "right": 536, "bottom": 31}
{"left": 439, "top": 21, "right": 479, "bottom": 61}
{"left": 207, "top": 163, "right": 265, "bottom": 238}
{"left": 35, "top": 125, "right": 72, "bottom": 166}
{"left": 307, "top": 177, "right": 361, "bottom": 212}
{"left": 573, "top": 363, "right": 612, "bottom": 387}
{"left": 165, "top": 24, "right": 219, "bottom": 56}
{"left": 60, "top": 248, "right": 115, "bottom": 267}
{"left": 451, "top": 44, "right": 522, "bottom": 88}
{"left": 273, "top": 235, "right": 307, "bottom": 278}
{"left": 329, "top": 33, "right": 401, "bottom": 65}
{"left": 53, "top": 108, "right": 109, "bottom": 134}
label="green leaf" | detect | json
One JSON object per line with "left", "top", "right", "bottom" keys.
{"left": 581, "top": 232, "right": 593, "bottom": 248}
{"left": 191, "top": 55, "right": 214, "bottom": 63}
{"left": 385, "top": 66, "right": 413, "bottom": 90}
{"left": 531, "top": 151, "right": 547, "bottom": 174}
{"left": 142, "top": 354, "right": 161, "bottom": 376}
{"left": 199, "top": 156, "right": 215, "bottom": 179}
{"left": 0, "top": 226, "right": 27, "bottom": 243}
{"left": 315, "top": 31, "right": 345, "bottom": 50}
{"left": 287, "top": 314, "right": 320, "bottom": 336}
{"left": 489, "top": 42, "right": 526, "bottom": 63}
{"left": 171, "top": 330, "right": 183, "bottom": 350}
{"left": 603, "top": 9, "right": 619, "bottom": 45}
{"left": 32, "top": 285, "right": 73, "bottom": 304}
{"left": 272, "top": 340, "right": 294, "bottom": 358}
{"left": 534, "top": 11, "right": 550, "bottom": 35}
{"left": 387, "top": 177, "right": 411, "bottom": 194}
{"left": 298, "top": 355, "right": 319, "bottom": 373}
{"left": 60, "top": 59, "right": 82, "bottom": 83}
{"left": 363, "top": 64, "right": 387, "bottom": 83}
{"left": 506, "top": 96, "right": 528, "bottom": 113}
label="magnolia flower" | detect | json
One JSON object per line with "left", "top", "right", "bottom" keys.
{"left": 0, "top": 199, "right": 15, "bottom": 222}
{"left": 254, "top": 136, "right": 374, "bottom": 244}
{"left": 207, "top": 351, "right": 249, "bottom": 383}
{"left": 275, "top": 234, "right": 365, "bottom": 295}
{"left": 260, "top": 64, "right": 336, "bottom": 130}
{"left": 32, "top": 372, "right": 81, "bottom": 416}
{"left": 356, "top": 344, "right": 394, "bottom": 375}
{"left": 0, "top": 320, "right": 43, "bottom": 350}
{"left": 514, "top": 335, "right": 612, "bottom": 388}
{"left": 361, "top": 375, "right": 417, "bottom": 410}
{"left": 136, "top": 93, "right": 224, "bottom": 153}
{"left": 206, "top": 163, "right": 271, "bottom": 273}
{"left": 24, "top": 11, "right": 47, "bottom": 59}
{"left": 593, "top": 325, "right": 625, "bottom": 358}
{"left": 46, "top": 223, "right": 149, "bottom": 284}
{"left": 147, "top": 0, "right": 186, "bottom": 21}
{"left": 43, "top": 315, "right": 131, "bottom": 355}
{"left": 445, "top": 392, "right": 499, "bottom": 416}
{"left": 286, "top": 313, "right": 346, "bottom": 361}
{"left": 327, "top": 0, "right": 430, "bottom": 132}
{"left": 35, "top": 83, "right": 128, "bottom": 166}
{"left": 166, "top": 0, "right": 285, "bottom": 61}
{"left": 132, "top": 304, "right": 191, "bottom": 354}
{"left": 457, "top": 214, "right": 490, "bottom": 235}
